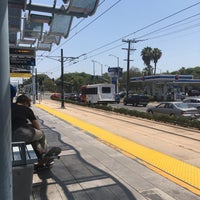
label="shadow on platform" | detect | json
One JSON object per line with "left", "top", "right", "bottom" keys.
{"left": 32, "top": 119, "right": 136, "bottom": 200}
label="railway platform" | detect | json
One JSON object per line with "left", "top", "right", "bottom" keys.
{"left": 31, "top": 102, "right": 200, "bottom": 200}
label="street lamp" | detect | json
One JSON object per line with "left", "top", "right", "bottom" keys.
{"left": 109, "top": 54, "right": 120, "bottom": 93}
{"left": 95, "top": 60, "right": 103, "bottom": 76}
{"left": 91, "top": 60, "right": 103, "bottom": 83}
{"left": 91, "top": 60, "right": 97, "bottom": 83}
{"left": 109, "top": 54, "right": 119, "bottom": 67}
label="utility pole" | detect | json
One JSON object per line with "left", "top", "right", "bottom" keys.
{"left": 122, "top": 39, "right": 142, "bottom": 98}
{"left": 43, "top": 51, "right": 85, "bottom": 109}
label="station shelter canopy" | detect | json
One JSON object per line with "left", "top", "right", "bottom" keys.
{"left": 8, "top": 0, "right": 99, "bottom": 51}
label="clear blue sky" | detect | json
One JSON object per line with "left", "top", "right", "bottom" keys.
{"left": 35, "top": 0, "right": 200, "bottom": 79}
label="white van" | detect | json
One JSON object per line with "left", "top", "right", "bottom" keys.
{"left": 80, "top": 83, "right": 115, "bottom": 104}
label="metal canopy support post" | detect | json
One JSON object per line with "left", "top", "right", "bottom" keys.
{"left": 32, "top": 66, "right": 36, "bottom": 104}
{"left": 0, "top": 0, "right": 13, "bottom": 199}
{"left": 61, "top": 49, "right": 65, "bottom": 109}
{"left": 35, "top": 68, "right": 38, "bottom": 100}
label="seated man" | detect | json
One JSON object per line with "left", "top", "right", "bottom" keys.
{"left": 11, "top": 94, "right": 48, "bottom": 160}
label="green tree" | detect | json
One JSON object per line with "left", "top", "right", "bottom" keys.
{"left": 119, "top": 67, "right": 143, "bottom": 92}
{"left": 171, "top": 66, "right": 200, "bottom": 79}
{"left": 23, "top": 74, "right": 54, "bottom": 92}
{"left": 141, "top": 47, "right": 153, "bottom": 75}
{"left": 152, "top": 48, "right": 162, "bottom": 75}
{"left": 56, "top": 72, "right": 93, "bottom": 93}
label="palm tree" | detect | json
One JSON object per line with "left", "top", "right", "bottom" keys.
{"left": 141, "top": 47, "right": 153, "bottom": 75}
{"left": 152, "top": 48, "right": 162, "bottom": 75}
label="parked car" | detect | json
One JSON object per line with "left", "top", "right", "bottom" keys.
{"left": 118, "top": 91, "right": 126, "bottom": 98}
{"left": 123, "top": 94, "right": 149, "bottom": 107}
{"left": 176, "top": 92, "right": 185, "bottom": 100}
{"left": 68, "top": 93, "right": 80, "bottom": 101}
{"left": 50, "top": 93, "right": 78, "bottom": 101}
{"left": 188, "top": 89, "right": 200, "bottom": 96}
{"left": 50, "top": 93, "right": 61, "bottom": 99}
{"left": 115, "top": 94, "right": 121, "bottom": 104}
{"left": 146, "top": 102, "right": 200, "bottom": 118}
{"left": 183, "top": 97, "right": 200, "bottom": 111}
{"left": 166, "top": 92, "right": 185, "bottom": 101}
{"left": 64, "top": 93, "right": 72, "bottom": 100}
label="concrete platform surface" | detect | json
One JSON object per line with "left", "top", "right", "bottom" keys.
{"left": 31, "top": 105, "right": 200, "bottom": 200}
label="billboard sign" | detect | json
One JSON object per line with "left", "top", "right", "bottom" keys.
{"left": 108, "top": 67, "right": 123, "bottom": 78}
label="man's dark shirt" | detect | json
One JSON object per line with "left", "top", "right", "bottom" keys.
{"left": 11, "top": 103, "right": 36, "bottom": 131}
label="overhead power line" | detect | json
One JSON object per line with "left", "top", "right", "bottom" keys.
{"left": 38, "top": 1, "right": 200, "bottom": 76}
{"left": 84, "top": 1, "right": 200, "bottom": 57}
{"left": 50, "top": 0, "right": 122, "bottom": 55}
{"left": 136, "top": 12, "right": 200, "bottom": 40}
{"left": 37, "top": 0, "right": 123, "bottom": 69}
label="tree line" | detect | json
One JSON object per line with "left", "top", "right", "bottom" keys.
{"left": 23, "top": 46, "right": 200, "bottom": 93}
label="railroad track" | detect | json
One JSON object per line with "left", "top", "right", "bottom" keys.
{"left": 37, "top": 99, "right": 200, "bottom": 167}
{"left": 43, "top": 100, "right": 200, "bottom": 142}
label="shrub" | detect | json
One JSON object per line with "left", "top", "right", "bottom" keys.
{"left": 56, "top": 99, "right": 200, "bottom": 129}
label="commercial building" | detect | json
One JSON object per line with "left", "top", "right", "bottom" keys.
{"left": 131, "top": 74, "right": 200, "bottom": 100}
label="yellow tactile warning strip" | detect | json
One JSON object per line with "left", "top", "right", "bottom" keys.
{"left": 35, "top": 104, "right": 200, "bottom": 195}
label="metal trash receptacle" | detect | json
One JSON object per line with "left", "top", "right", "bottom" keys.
{"left": 13, "top": 165, "right": 34, "bottom": 200}
{"left": 12, "top": 142, "right": 37, "bottom": 200}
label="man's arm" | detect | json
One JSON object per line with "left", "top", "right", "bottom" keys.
{"left": 27, "top": 107, "right": 41, "bottom": 130}
{"left": 31, "top": 119, "right": 41, "bottom": 130}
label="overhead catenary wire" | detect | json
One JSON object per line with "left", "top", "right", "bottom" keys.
{"left": 38, "top": 0, "right": 123, "bottom": 74}
{"left": 37, "top": 0, "right": 108, "bottom": 59}
{"left": 45, "top": 1, "right": 200, "bottom": 73}
{"left": 135, "top": 12, "right": 200, "bottom": 40}
{"left": 145, "top": 21, "right": 200, "bottom": 41}
{"left": 39, "top": 1, "right": 200, "bottom": 61}
{"left": 84, "top": 1, "right": 200, "bottom": 57}
{"left": 52, "top": 0, "right": 123, "bottom": 54}
{"left": 38, "top": 1, "right": 200, "bottom": 76}
{"left": 69, "top": 0, "right": 107, "bottom": 33}
{"left": 37, "top": 0, "right": 122, "bottom": 70}
{"left": 67, "top": 12, "right": 200, "bottom": 66}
